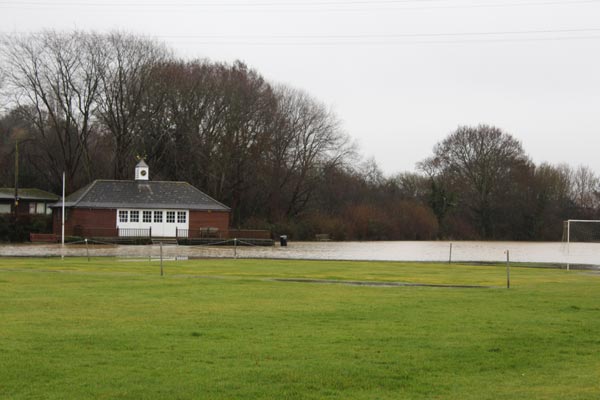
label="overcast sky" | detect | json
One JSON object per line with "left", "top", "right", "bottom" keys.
{"left": 1, "top": 0, "right": 599, "bottom": 175}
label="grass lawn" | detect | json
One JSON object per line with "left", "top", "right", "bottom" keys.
{"left": 0, "top": 257, "right": 599, "bottom": 399}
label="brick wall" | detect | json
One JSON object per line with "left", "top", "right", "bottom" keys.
{"left": 189, "top": 210, "right": 230, "bottom": 237}
{"left": 53, "top": 208, "right": 117, "bottom": 236}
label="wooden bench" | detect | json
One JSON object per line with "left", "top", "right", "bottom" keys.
{"left": 199, "top": 227, "right": 220, "bottom": 238}
{"left": 315, "top": 234, "right": 331, "bottom": 241}
{"left": 30, "top": 233, "right": 58, "bottom": 243}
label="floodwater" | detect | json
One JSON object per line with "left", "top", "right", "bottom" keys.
{"left": 1, "top": 240, "right": 598, "bottom": 266}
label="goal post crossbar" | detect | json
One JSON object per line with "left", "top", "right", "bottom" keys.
{"left": 563, "top": 220, "right": 600, "bottom": 244}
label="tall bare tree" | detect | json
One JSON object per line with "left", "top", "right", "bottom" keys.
{"left": 571, "top": 165, "right": 599, "bottom": 211}
{"left": 95, "top": 32, "right": 171, "bottom": 178}
{"left": 271, "top": 86, "right": 352, "bottom": 219}
{"left": 420, "top": 124, "right": 529, "bottom": 238}
{"left": 0, "top": 31, "right": 102, "bottom": 191}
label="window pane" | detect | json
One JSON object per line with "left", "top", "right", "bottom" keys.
{"left": 36, "top": 202, "right": 45, "bottom": 214}
{"left": 166, "top": 211, "right": 175, "bottom": 223}
{"left": 119, "top": 210, "right": 128, "bottom": 223}
{"left": 30, "top": 203, "right": 36, "bottom": 214}
{"left": 143, "top": 211, "right": 152, "bottom": 223}
{"left": 177, "top": 211, "right": 187, "bottom": 223}
{"left": 130, "top": 210, "right": 139, "bottom": 222}
{"left": 154, "top": 211, "right": 163, "bottom": 223}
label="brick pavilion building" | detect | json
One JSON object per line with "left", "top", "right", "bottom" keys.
{"left": 52, "top": 160, "right": 230, "bottom": 239}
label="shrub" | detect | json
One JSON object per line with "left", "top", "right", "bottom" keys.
{"left": 0, "top": 214, "right": 53, "bottom": 242}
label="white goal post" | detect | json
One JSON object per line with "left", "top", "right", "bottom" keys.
{"left": 562, "top": 219, "right": 600, "bottom": 244}
{"left": 562, "top": 220, "right": 600, "bottom": 270}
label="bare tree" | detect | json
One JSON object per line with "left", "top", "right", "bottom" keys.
{"left": 95, "top": 32, "right": 171, "bottom": 179}
{"left": 268, "top": 86, "right": 353, "bottom": 219}
{"left": 571, "top": 165, "right": 599, "bottom": 211}
{"left": 390, "top": 172, "right": 430, "bottom": 200}
{"left": 0, "top": 31, "right": 103, "bottom": 191}
{"left": 420, "top": 124, "right": 529, "bottom": 238}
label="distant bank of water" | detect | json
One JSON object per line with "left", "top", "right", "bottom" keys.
{"left": 1, "top": 241, "right": 599, "bottom": 266}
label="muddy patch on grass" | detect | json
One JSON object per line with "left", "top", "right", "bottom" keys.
{"left": 271, "top": 278, "right": 490, "bottom": 289}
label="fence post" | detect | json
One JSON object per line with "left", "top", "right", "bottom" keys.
{"left": 234, "top": 238, "right": 237, "bottom": 259}
{"left": 448, "top": 242, "right": 453, "bottom": 263}
{"left": 506, "top": 250, "right": 510, "bottom": 289}
{"left": 160, "top": 242, "right": 164, "bottom": 276}
{"left": 85, "top": 238, "right": 90, "bottom": 262}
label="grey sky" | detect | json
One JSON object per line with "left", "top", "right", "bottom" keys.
{"left": 1, "top": 0, "right": 599, "bottom": 175}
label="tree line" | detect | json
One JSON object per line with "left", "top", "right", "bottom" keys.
{"left": 1, "top": 31, "right": 598, "bottom": 241}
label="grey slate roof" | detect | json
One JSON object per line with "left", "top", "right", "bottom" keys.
{"left": 0, "top": 188, "right": 59, "bottom": 201}
{"left": 51, "top": 180, "right": 230, "bottom": 211}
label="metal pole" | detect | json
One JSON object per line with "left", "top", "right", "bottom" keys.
{"left": 61, "top": 172, "right": 65, "bottom": 260}
{"left": 506, "top": 250, "right": 510, "bottom": 289}
{"left": 234, "top": 238, "right": 237, "bottom": 259}
{"left": 85, "top": 238, "right": 90, "bottom": 262}
{"left": 566, "top": 220, "right": 570, "bottom": 271}
{"left": 448, "top": 242, "right": 452, "bottom": 263}
{"left": 14, "top": 139, "right": 18, "bottom": 221}
{"left": 160, "top": 242, "right": 164, "bottom": 276}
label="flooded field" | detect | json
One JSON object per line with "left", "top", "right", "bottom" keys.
{"left": 1, "top": 240, "right": 598, "bottom": 266}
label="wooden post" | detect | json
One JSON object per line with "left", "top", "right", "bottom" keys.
{"left": 448, "top": 242, "right": 453, "bottom": 263}
{"left": 61, "top": 172, "right": 65, "bottom": 261}
{"left": 85, "top": 238, "right": 90, "bottom": 262}
{"left": 506, "top": 250, "right": 510, "bottom": 289}
{"left": 234, "top": 238, "right": 237, "bottom": 259}
{"left": 160, "top": 242, "right": 164, "bottom": 276}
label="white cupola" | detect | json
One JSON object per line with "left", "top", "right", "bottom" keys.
{"left": 135, "top": 159, "right": 149, "bottom": 181}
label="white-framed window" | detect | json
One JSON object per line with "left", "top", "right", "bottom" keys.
{"left": 130, "top": 210, "right": 139, "bottom": 222}
{"left": 119, "top": 210, "right": 129, "bottom": 223}
{"left": 29, "top": 203, "right": 36, "bottom": 214}
{"left": 143, "top": 211, "right": 152, "bottom": 223}
{"left": 154, "top": 211, "right": 163, "bottom": 223}
{"left": 177, "top": 211, "right": 187, "bottom": 223}
{"left": 166, "top": 211, "right": 176, "bottom": 223}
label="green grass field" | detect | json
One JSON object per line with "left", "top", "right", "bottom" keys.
{"left": 1, "top": 257, "right": 599, "bottom": 399}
